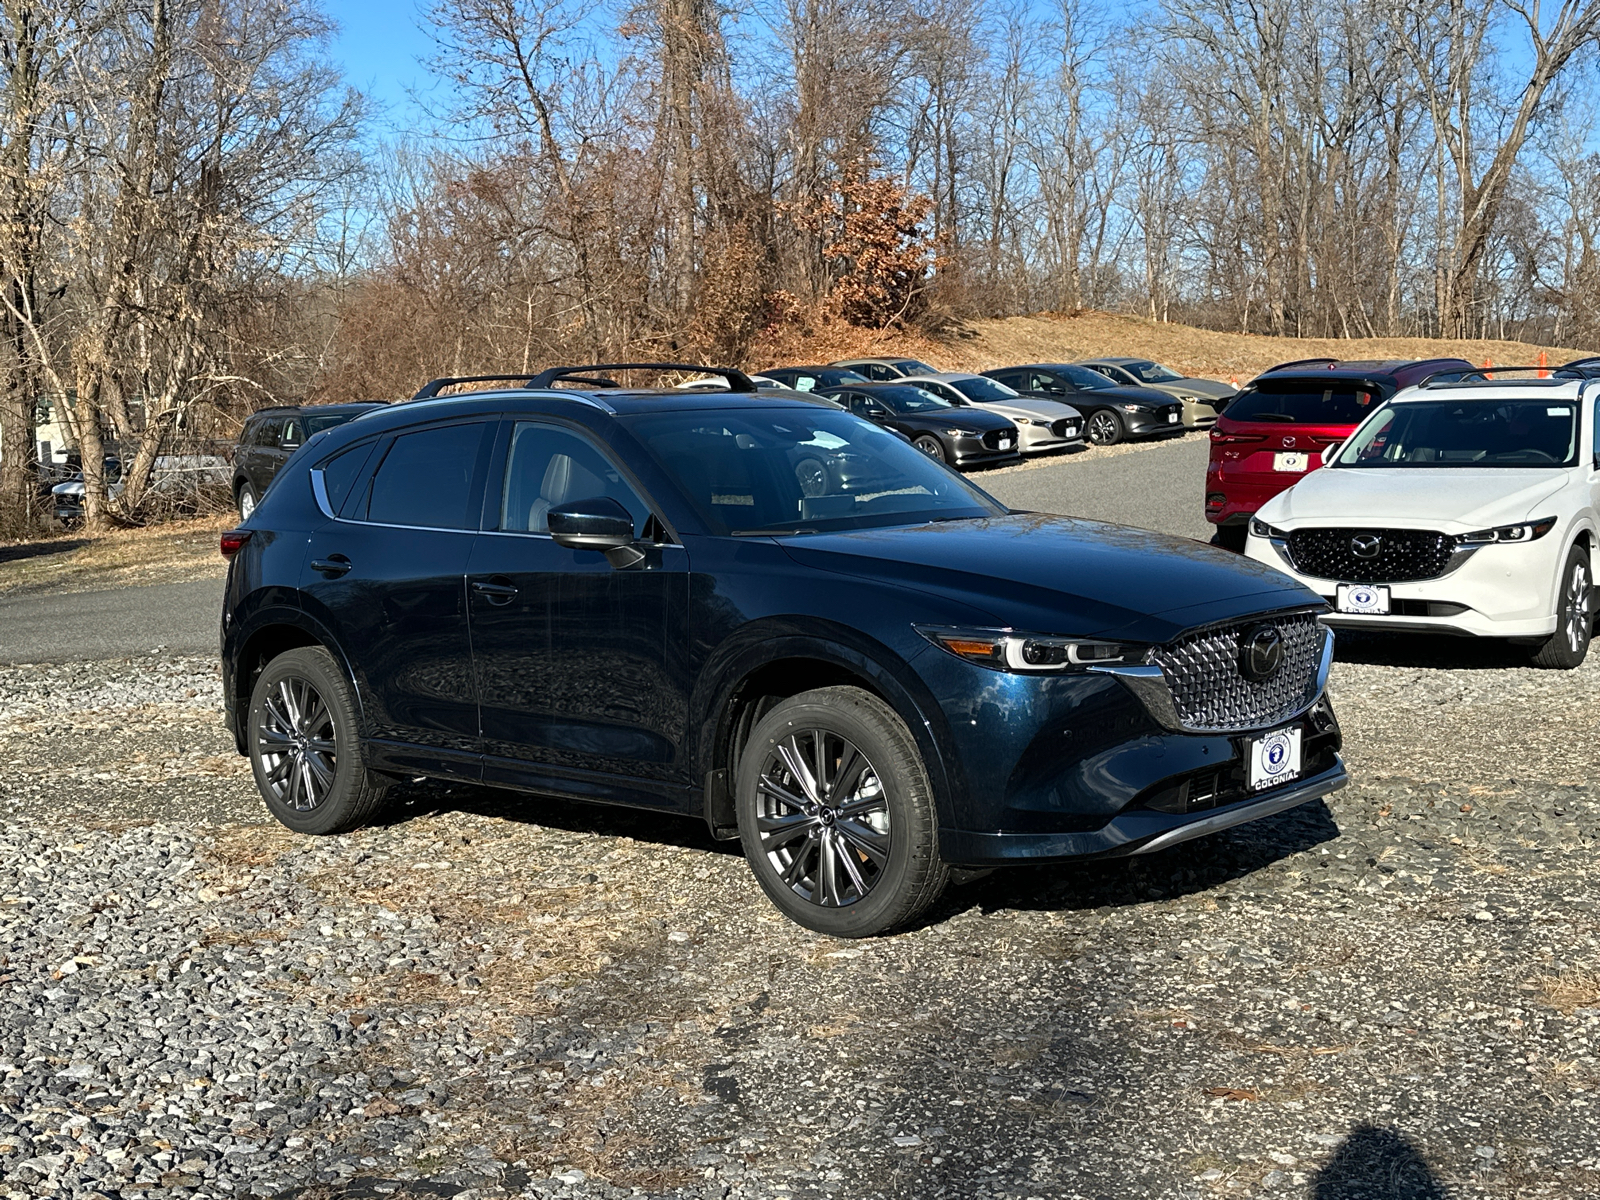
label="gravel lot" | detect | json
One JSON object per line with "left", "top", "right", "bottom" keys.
{"left": 1, "top": 636, "right": 1597, "bottom": 1200}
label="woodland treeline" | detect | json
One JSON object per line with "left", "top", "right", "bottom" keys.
{"left": 5, "top": 0, "right": 1600, "bottom": 528}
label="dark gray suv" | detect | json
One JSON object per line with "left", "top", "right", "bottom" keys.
{"left": 232, "top": 403, "right": 386, "bottom": 518}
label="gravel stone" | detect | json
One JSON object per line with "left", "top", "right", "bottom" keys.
{"left": 0, "top": 647, "right": 1596, "bottom": 1198}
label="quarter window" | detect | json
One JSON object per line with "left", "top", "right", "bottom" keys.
{"left": 320, "top": 442, "right": 378, "bottom": 516}
{"left": 500, "top": 422, "right": 650, "bottom": 535}
{"left": 365, "top": 422, "right": 487, "bottom": 529}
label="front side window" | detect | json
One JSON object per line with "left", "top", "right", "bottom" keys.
{"left": 625, "top": 408, "right": 1004, "bottom": 536}
{"left": 1058, "top": 365, "right": 1117, "bottom": 391}
{"left": 1333, "top": 400, "right": 1578, "bottom": 468}
{"left": 252, "top": 419, "right": 282, "bottom": 449}
{"left": 364, "top": 422, "right": 487, "bottom": 528}
{"left": 500, "top": 422, "right": 650, "bottom": 535}
{"left": 902, "top": 379, "right": 966, "bottom": 405}
{"left": 1028, "top": 372, "right": 1065, "bottom": 394}
{"left": 893, "top": 359, "right": 936, "bottom": 374}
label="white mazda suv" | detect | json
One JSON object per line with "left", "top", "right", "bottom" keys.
{"left": 1245, "top": 376, "right": 1599, "bottom": 668}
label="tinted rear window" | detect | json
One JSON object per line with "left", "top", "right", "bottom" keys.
{"left": 1226, "top": 384, "right": 1382, "bottom": 424}
{"left": 365, "top": 423, "right": 486, "bottom": 529}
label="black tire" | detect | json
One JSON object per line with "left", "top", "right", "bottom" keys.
{"left": 1528, "top": 545, "right": 1593, "bottom": 669}
{"left": 913, "top": 434, "right": 948, "bottom": 463}
{"left": 1085, "top": 409, "right": 1124, "bottom": 445}
{"left": 1211, "top": 524, "right": 1248, "bottom": 553}
{"left": 247, "top": 646, "right": 390, "bottom": 834}
{"left": 736, "top": 686, "right": 948, "bottom": 937}
{"left": 237, "top": 482, "right": 259, "bottom": 520}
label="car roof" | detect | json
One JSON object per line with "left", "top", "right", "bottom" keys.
{"left": 1256, "top": 357, "right": 1472, "bottom": 384}
{"left": 831, "top": 356, "right": 925, "bottom": 365}
{"left": 917, "top": 371, "right": 992, "bottom": 384}
{"left": 1076, "top": 357, "right": 1143, "bottom": 366}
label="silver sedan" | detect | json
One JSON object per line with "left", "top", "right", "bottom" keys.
{"left": 902, "top": 373, "right": 1085, "bottom": 453}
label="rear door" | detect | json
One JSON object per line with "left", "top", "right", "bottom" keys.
{"left": 300, "top": 418, "right": 496, "bottom": 777}
{"left": 467, "top": 418, "right": 693, "bottom": 806}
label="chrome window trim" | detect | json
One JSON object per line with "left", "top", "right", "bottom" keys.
{"left": 310, "top": 469, "right": 335, "bottom": 519}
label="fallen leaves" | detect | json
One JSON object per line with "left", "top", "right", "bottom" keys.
{"left": 1205, "top": 1086, "right": 1259, "bottom": 1103}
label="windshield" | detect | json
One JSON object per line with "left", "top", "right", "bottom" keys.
{"left": 1226, "top": 383, "right": 1382, "bottom": 425}
{"left": 306, "top": 412, "right": 362, "bottom": 435}
{"left": 1334, "top": 399, "right": 1578, "bottom": 468}
{"left": 894, "top": 359, "right": 935, "bottom": 374}
{"left": 1057, "top": 365, "right": 1114, "bottom": 391}
{"left": 624, "top": 409, "right": 1005, "bottom": 535}
{"left": 779, "top": 368, "right": 868, "bottom": 392}
{"left": 901, "top": 379, "right": 966, "bottom": 405}
{"left": 871, "top": 385, "right": 955, "bottom": 413}
{"left": 1125, "top": 360, "right": 1185, "bottom": 384}
{"left": 950, "top": 376, "right": 1022, "bottom": 402}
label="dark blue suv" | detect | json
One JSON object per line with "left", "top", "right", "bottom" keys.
{"left": 220, "top": 364, "right": 1346, "bottom": 936}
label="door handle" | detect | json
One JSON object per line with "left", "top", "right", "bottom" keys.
{"left": 471, "top": 579, "right": 518, "bottom": 604}
{"left": 311, "top": 554, "right": 352, "bottom": 576}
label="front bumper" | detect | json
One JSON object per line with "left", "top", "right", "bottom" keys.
{"left": 949, "top": 436, "right": 1023, "bottom": 467}
{"left": 1245, "top": 528, "right": 1564, "bottom": 638}
{"left": 1017, "top": 425, "right": 1084, "bottom": 454}
{"left": 939, "top": 756, "right": 1346, "bottom": 864}
{"left": 1125, "top": 409, "right": 1186, "bottom": 438}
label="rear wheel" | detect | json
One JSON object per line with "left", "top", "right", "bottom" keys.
{"left": 1085, "top": 409, "right": 1124, "bottom": 445}
{"left": 237, "top": 482, "right": 258, "bottom": 520}
{"left": 247, "top": 646, "right": 391, "bottom": 833}
{"left": 736, "top": 687, "right": 948, "bottom": 937}
{"left": 1528, "top": 545, "right": 1593, "bottom": 669}
{"left": 913, "top": 434, "right": 947, "bottom": 463}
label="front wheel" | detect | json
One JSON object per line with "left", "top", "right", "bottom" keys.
{"left": 1085, "top": 409, "right": 1124, "bottom": 445}
{"left": 1528, "top": 545, "right": 1593, "bottom": 669}
{"left": 736, "top": 687, "right": 949, "bottom": 937}
{"left": 913, "top": 434, "right": 948, "bottom": 463}
{"left": 247, "top": 646, "right": 391, "bottom": 833}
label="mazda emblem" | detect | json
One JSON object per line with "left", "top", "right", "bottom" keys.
{"left": 1350, "top": 534, "right": 1382, "bottom": 558}
{"left": 1238, "top": 625, "right": 1285, "bottom": 682}
{"left": 1282, "top": 436, "right": 1296, "bottom": 448}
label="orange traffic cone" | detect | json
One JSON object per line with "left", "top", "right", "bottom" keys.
{"left": 1539, "top": 350, "right": 1548, "bottom": 378}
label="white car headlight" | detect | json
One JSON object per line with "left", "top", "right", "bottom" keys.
{"left": 1013, "top": 417, "right": 1033, "bottom": 425}
{"left": 1249, "top": 517, "right": 1285, "bottom": 538}
{"left": 1455, "top": 517, "right": 1556, "bottom": 545}
{"left": 916, "top": 626, "right": 1149, "bottom": 672}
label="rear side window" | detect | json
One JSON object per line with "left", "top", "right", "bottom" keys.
{"left": 319, "top": 441, "right": 378, "bottom": 516}
{"left": 365, "top": 422, "right": 487, "bottom": 529}
{"left": 281, "top": 418, "right": 304, "bottom": 448}
{"left": 1228, "top": 385, "right": 1380, "bottom": 424}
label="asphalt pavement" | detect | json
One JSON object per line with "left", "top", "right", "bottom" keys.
{"left": 0, "top": 434, "right": 1213, "bottom": 665}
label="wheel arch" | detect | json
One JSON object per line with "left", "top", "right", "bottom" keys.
{"left": 228, "top": 611, "right": 363, "bottom": 752}
{"left": 692, "top": 626, "right": 958, "bottom": 840}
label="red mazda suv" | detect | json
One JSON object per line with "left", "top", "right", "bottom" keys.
{"left": 1205, "top": 358, "right": 1475, "bottom": 550}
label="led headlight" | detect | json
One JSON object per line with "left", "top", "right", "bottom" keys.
{"left": 943, "top": 429, "right": 969, "bottom": 438}
{"left": 1455, "top": 516, "right": 1557, "bottom": 545}
{"left": 1012, "top": 417, "right": 1033, "bottom": 425}
{"left": 916, "top": 626, "right": 1149, "bottom": 673}
{"left": 1120, "top": 404, "right": 1145, "bottom": 413}
{"left": 1249, "top": 516, "right": 1285, "bottom": 538}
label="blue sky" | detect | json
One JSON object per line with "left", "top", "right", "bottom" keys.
{"left": 323, "top": 0, "right": 437, "bottom": 137}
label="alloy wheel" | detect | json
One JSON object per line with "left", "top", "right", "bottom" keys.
{"left": 1087, "top": 411, "right": 1119, "bottom": 444}
{"left": 754, "top": 729, "right": 891, "bottom": 907}
{"left": 1566, "top": 560, "right": 1592, "bottom": 653}
{"left": 256, "top": 675, "right": 338, "bottom": 812}
{"left": 239, "top": 489, "right": 256, "bottom": 519}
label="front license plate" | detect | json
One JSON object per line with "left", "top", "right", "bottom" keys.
{"left": 998, "top": 437, "right": 1012, "bottom": 449}
{"left": 1336, "top": 583, "right": 1390, "bottom": 614}
{"left": 1273, "top": 451, "right": 1309, "bottom": 472}
{"left": 1167, "top": 411, "right": 1179, "bottom": 423}
{"left": 1248, "top": 727, "right": 1303, "bottom": 791}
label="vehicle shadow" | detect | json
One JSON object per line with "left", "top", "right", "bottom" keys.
{"left": 377, "top": 777, "right": 1339, "bottom": 915}
{"left": 1333, "top": 629, "right": 1534, "bottom": 670}
{"left": 0, "top": 538, "right": 88, "bottom": 566}
{"left": 932, "top": 797, "right": 1341, "bottom": 923}
{"left": 1313, "top": 1126, "right": 1448, "bottom": 1199}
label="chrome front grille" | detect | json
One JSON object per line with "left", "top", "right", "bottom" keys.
{"left": 1286, "top": 527, "right": 1454, "bottom": 583}
{"left": 1153, "top": 613, "right": 1327, "bottom": 733}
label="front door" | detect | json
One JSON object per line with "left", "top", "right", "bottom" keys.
{"left": 468, "top": 419, "right": 692, "bottom": 806}
{"left": 299, "top": 418, "right": 496, "bottom": 777}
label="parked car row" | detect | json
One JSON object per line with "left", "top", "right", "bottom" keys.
{"left": 1207, "top": 355, "right": 1600, "bottom": 669}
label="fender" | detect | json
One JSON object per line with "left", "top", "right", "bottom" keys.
{"left": 688, "top": 616, "right": 966, "bottom": 829}
{"left": 225, "top": 599, "right": 366, "bottom": 752}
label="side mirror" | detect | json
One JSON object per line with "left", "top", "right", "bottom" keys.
{"left": 864, "top": 404, "right": 889, "bottom": 417}
{"left": 548, "top": 496, "right": 635, "bottom": 550}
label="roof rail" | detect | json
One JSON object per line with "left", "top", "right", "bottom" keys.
{"left": 410, "top": 374, "right": 541, "bottom": 400}
{"left": 1560, "top": 356, "right": 1600, "bottom": 369}
{"left": 525, "top": 362, "right": 758, "bottom": 393}
{"left": 1260, "top": 357, "right": 1340, "bottom": 374}
{"left": 1418, "top": 366, "right": 1584, "bottom": 388}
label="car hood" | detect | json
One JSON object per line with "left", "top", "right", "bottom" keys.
{"left": 1095, "top": 384, "right": 1181, "bottom": 407}
{"left": 973, "top": 398, "right": 1081, "bottom": 423}
{"left": 776, "top": 514, "right": 1319, "bottom": 642}
{"left": 1176, "top": 378, "right": 1235, "bottom": 400}
{"left": 922, "top": 407, "right": 1016, "bottom": 432}
{"left": 1259, "top": 466, "right": 1571, "bottom": 532}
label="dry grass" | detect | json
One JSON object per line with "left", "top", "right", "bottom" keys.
{"left": 0, "top": 512, "right": 232, "bottom": 598}
{"left": 753, "top": 307, "right": 1592, "bottom": 388}
{"left": 1533, "top": 971, "right": 1600, "bottom": 1015}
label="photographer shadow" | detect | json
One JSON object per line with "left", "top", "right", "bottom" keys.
{"left": 1314, "top": 1126, "right": 1449, "bottom": 1199}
